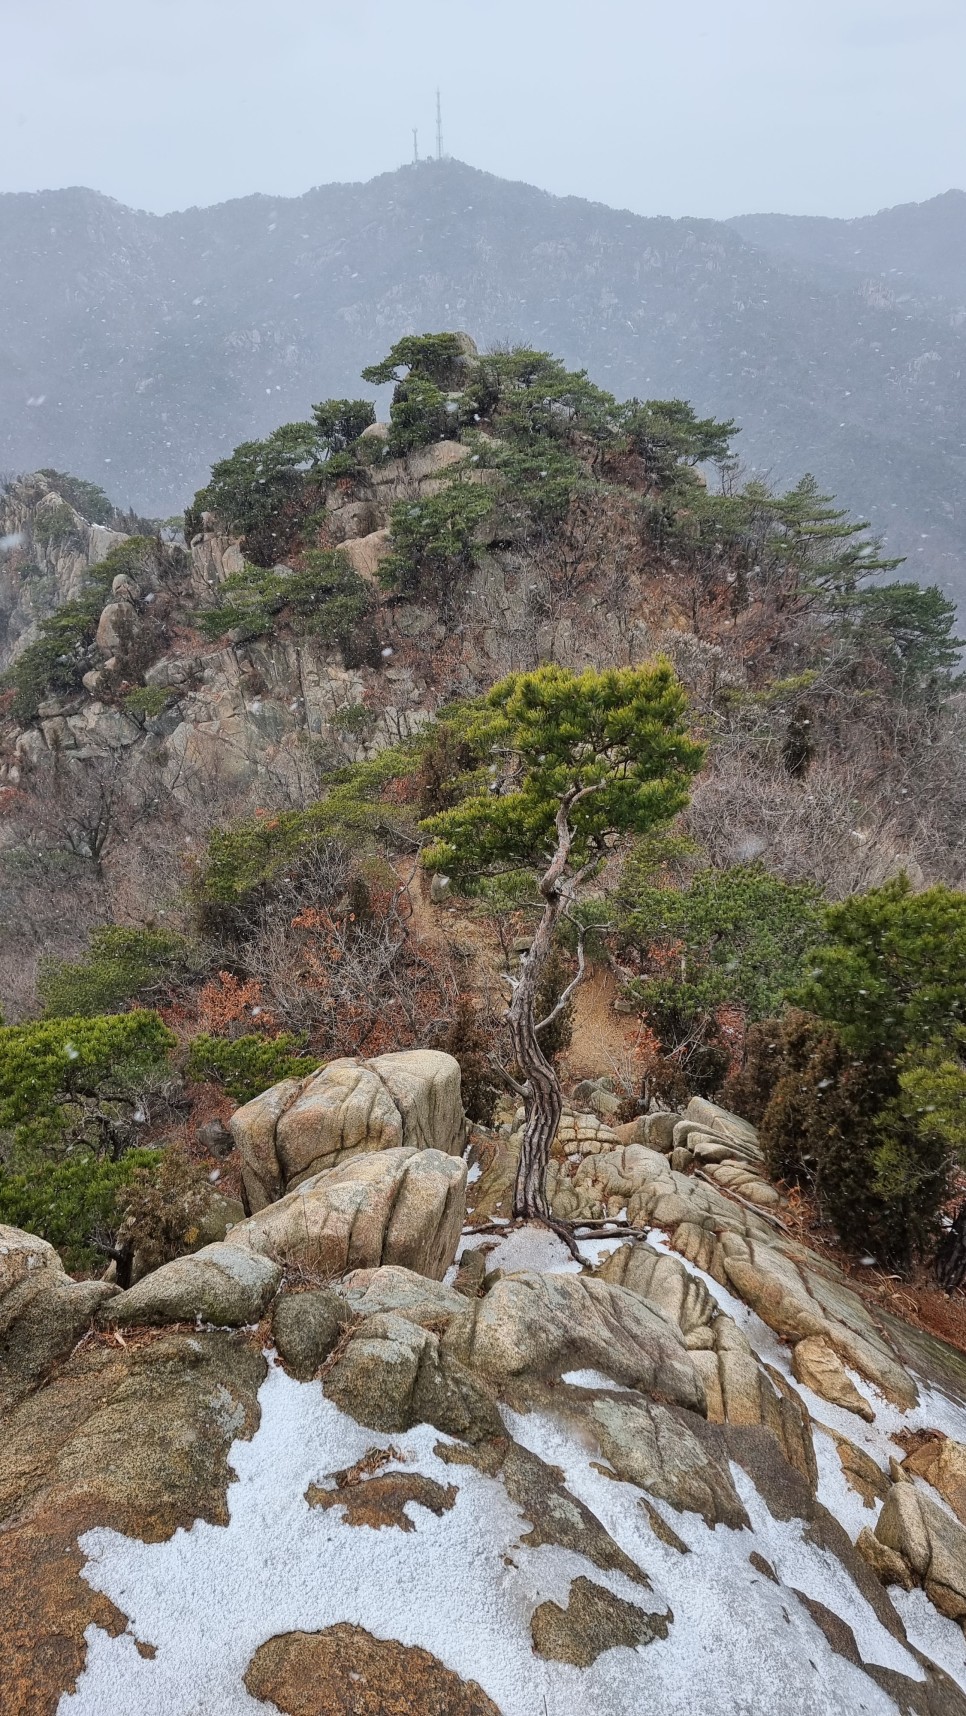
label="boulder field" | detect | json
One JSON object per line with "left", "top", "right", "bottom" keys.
{"left": 4, "top": 1052, "right": 966, "bottom": 1715}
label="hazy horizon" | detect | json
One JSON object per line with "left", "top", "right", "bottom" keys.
{"left": 3, "top": 157, "right": 964, "bottom": 227}
{"left": 3, "top": 0, "right": 965, "bottom": 221}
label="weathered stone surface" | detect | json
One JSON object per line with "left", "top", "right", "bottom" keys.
{"left": 591, "top": 1088, "right": 622, "bottom": 1118}
{"left": 124, "top": 1190, "right": 246, "bottom": 1287}
{"left": 95, "top": 598, "right": 133, "bottom": 654}
{"left": 0, "top": 476, "right": 129, "bottom": 676}
{"left": 245, "top": 1625, "right": 501, "bottom": 1715}
{"left": 438, "top": 1434, "right": 652, "bottom": 1590}
{"left": 530, "top": 1576, "right": 669, "bottom": 1666}
{"left": 550, "top": 1143, "right": 684, "bottom": 1225}
{"left": 325, "top": 1311, "right": 502, "bottom": 1442}
{"left": 550, "top": 1131, "right": 789, "bottom": 1254}
{"left": 720, "top": 1235, "right": 917, "bottom": 1408}
{"left": 340, "top": 1263, "right": 467, "bottom": 1326}
{"left": 306, "top": 1451, "right": 457, "bottom": 1533}
{"left": 0, "top": 1330, "right": 265, "bottom": 1716}
{"left": 229, "top": 1076, "right": 304, "bottom": 1211}
{"left": 874, "top": 1482, "right": 966, "bottom": 1620}
{"left": 857, "top": 1525, "right": 916, "bottom": 1589}
{"left": 444, "top": 1272, "right": 705, "bottom": 1411}
{"left": 672, "top": 1220, "right": 721, "bottom": 1276}
{"left": 578, "top": 1149, "right": 915, "bottom": 1417}
{"left": 548, "top": 1112, "right": 620, "bottom": 1166}
{"left": 197, "top": 1117, "right": 235, "bottom": 1156}
{"left": 272, "top": 1289, "right": 351, "bottom": 1380}
{"left": 596, "top": 1240, "right": 718, "bottom": 1340}
{"left": 792, "top": 1336, "right": 875, "bottom": 1421}
{"left": 835, "top": 1436, "right": 889, "bottom": 1508}
{"left": 324, "top": 497, "right": 382, "bottom": 543}
{"left": 0, "top": 1224, "right": 62, "bottom": 1296}
{"left": 686, "top": 1096, "right": 762, "bottom": 1149}
{"left": 226, "top": 1148, "right": 467, "bottom": 1281}
{"left": 231, "top": 1050, "right": 465, "bottom": 1210}
{"left": 589, "top": 1394, "right": 749, "bottom": 1529}
{"left": 452, "top": 1246, "right": 488, "bottom": 1298}
{"left": 0, "top": 1226, "right": 118, "bottom": 1403}
{"left": 642, "top": 1495, "right": 691, "bottom": 1553}
{"left": 685, "top": 1129, "right": 739, "bottom": 1165}
{"left": 338, "top": 529, "right": 392, "bottom": 583}
{"left": 100, "top": 1242, "right": 281, "bottom": 1329}
{"left": 471, "top": 1132, "right": 520, "bottom": 1222}
{"left": 689, "top": 1319, "right": 818, "bottom": 1489}
{"left": 643, "top": 1111, "right": 678, "bottom": 1152}
{"left": 291, "top": 1048, "right": 465, "bottom": 1175}
{"left": 903, "top": 1435, "right": 966, "bottom": 1526}
{"left": 402, "top": 438, "right": 474, "bottom": 483}
{"left": 794, "top": 1590, "right": 867, "bottom": 1672}
{"left": 1, "top": 1273, "right": 117, "bottom": 1402}
{"left": 701, "top": 1160, "right": 781, "bottom": 1207}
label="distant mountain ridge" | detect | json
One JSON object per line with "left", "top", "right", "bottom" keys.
{"left": 730, "top": 190, "right": 966, "bottom": 305}
{"left": 1, "top": 161, "right": 965, "bottom": 597}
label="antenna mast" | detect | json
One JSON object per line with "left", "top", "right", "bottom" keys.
{"left": 436, "top": 88, "right": 443, "bottom": 161}
{"left": 412, "top": 127, "right": 419, "bottom": 164}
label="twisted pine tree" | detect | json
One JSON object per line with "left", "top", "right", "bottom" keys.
{"left": 422, "top": 663, "right": 703, "bottom": 1234}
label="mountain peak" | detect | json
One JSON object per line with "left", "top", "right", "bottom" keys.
{"left": 1, "top": 169, "right": 964, "bottom": 597}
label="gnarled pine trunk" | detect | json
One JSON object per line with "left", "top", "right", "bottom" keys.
{"left": 507, "top": 793, "right": 589, "bottom": 1223}
{"left": 508, "top": 894, "right": 564, "bottom": 1219}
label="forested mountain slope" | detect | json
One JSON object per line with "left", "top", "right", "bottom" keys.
{"left": 731, "top": 189, "right": 966, "bottom": 305}
{"left": 1, "top": 163, "right": 965, "bottom": 597}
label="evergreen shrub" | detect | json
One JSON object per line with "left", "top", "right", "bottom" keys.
{"left": 186, "top": 1033, "right": 317, "bottom": 1104}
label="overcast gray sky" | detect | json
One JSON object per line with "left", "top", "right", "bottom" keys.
{"left": 2, "top": 0, "right": 964, "bottom": 218}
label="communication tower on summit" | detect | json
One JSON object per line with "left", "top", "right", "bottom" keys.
{"left": 436, "top": 89, "right": 444, "bottom": 161}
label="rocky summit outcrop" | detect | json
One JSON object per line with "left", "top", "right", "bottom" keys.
{"left": 792, "top": 1334, "right": 876, "bottom": 1422}
{"left": 100, "top": 1147, "right": 468, "bottom": 1330}
{"left": 231, "top": 1050, "right": 466, "bottom": 1211}
{"left": 7, "top": 1066, "right": 966, "bottom": 1716}
{"left": 226, "top": 1146, "right": 467, "bottom": 1281}
{"left": 322, "top": 1311, "right": 503, "bottom": 1444}
{"left": 477, "top": 1095, "right": 781, "bottom": 1233}
{"left": 595, "top": 1241, "right": 817, "bottom": 1486}
{"left": 0, "top": 435, "right": 433, "bottom": 789}
{"left": 526, "top": 1131, "right": 920, "bottom": 1411}
{"left": 545, "top": 1095, "right": 779, "bottom": 1213}
{"left": 1, "top": 409, "right": 674, "bottom": 804}
{"left": 584, "top": 1392, "right": 749, "bottom": 1532}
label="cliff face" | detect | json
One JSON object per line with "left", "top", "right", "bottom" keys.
{"left": 0, "top": 474, "right": 128, "bottom": 672}
{"left": 1, "top": 441, "right": 675, "bottom": 804}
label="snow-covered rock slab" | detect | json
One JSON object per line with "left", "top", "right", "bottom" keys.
{"left": 55, "top": 1359, "right": 966, "bottom": 1716}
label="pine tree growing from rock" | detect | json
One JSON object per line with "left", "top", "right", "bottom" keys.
{"left": 421, "top": 663, "right": 702, "bottom": 1236}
